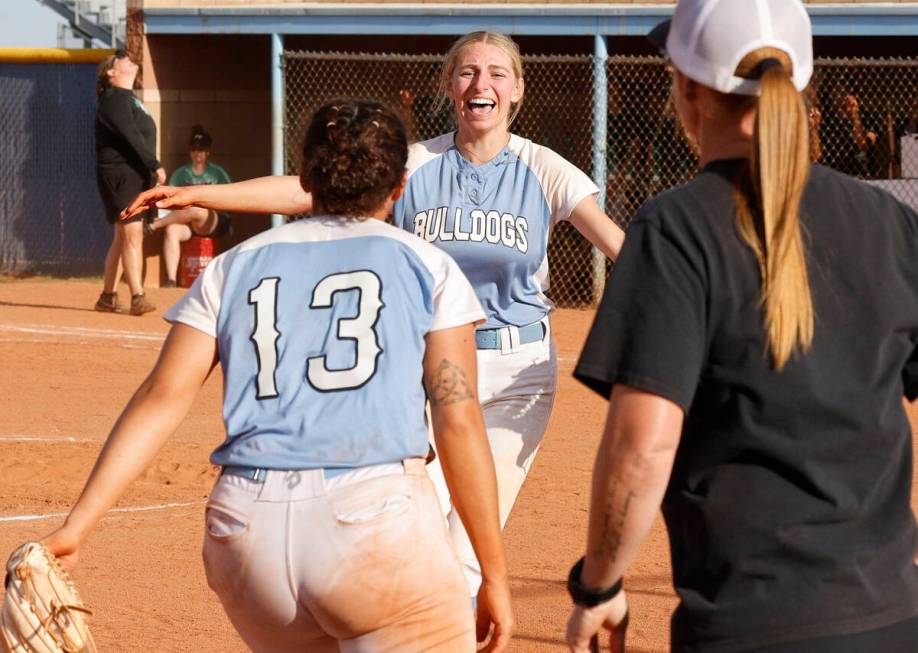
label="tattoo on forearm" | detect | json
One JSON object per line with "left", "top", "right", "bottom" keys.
{"left": 428, "top": 359, "right": 474, "bottom": 406}
{"left": 591, "top": 477, "right": 636, "bottom": 564}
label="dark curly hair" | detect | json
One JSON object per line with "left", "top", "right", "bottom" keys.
{"left": 300, "top": 99, "right": 408, "bottom": 218}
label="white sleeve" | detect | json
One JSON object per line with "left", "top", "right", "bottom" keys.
{"left": 531, "top": 144, "right": 600, "bottom": 225}
{"left": 429, "top": 251, "right": 486, "bottom": 333}
{"left": 162, "top": 249, "right": 234, "bottom": 337}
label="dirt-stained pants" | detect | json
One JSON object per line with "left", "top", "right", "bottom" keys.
{"left": 428, "top": 320, "right": 557, "bottom": 597}
{"left": 203, "top": 459, "right": 475, "bottom": 652}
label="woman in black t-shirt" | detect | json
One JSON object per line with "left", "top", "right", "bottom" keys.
{"left": 93, "top": 50, "right": 164, "bottom": 316}
{"left": 564, "top": 1, "right": 918, "bottom": 652}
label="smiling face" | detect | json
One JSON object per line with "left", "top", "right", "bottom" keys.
{"left": 446, "top": 41, "right": 524, "bottom": 138}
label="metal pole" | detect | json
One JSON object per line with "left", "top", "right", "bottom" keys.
{"left": 591, "top": 34, "right": 609, "bottom": 304}
{"left": 271, "top": 33, "right": 285, "bottom": 229}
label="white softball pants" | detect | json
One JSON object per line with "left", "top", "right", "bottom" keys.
{"left": 428, "top": 320, "right": 557, "bottom": 596}
{"left": 202, "top": 459, "right": 475, "bottom": 652}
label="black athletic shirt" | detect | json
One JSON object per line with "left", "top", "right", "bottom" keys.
{"left": 575, "top": 159, "right": 918, "bottom": 652}
{"left": 95, "top": 86, "right": 159, "bottom": 173}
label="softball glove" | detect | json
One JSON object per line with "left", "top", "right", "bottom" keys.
{"left": 1, "top": 541, "right": 96, "bottom": 653}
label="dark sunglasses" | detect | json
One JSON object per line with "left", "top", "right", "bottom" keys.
{"left": 114, "top": 49, "right": 128, "bottom": 60}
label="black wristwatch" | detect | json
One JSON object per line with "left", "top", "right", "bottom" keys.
{"left": 567, "top": 557, "right": 623, "bottom": 607}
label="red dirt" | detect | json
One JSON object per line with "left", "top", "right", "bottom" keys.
{"left": 1, "top": 278, "right": 915, "bottom": 652}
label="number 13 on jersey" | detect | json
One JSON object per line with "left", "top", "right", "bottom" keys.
{"left": 248, "top": 271, "right": 385, "bottom": 398}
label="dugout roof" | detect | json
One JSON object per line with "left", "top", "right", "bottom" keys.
{"left": 143, "top": 3, "right": 918, "bottom": 38}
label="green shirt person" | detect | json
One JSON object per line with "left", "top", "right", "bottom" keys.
{"left": 147, "top": 126, "right": 232, "bottom": 287}
{"left": 169, "top": 160, "right": 232, "bottom": 188}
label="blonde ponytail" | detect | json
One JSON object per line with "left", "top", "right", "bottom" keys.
{"left": 734, "top": 48, "right": 813, "bottom": 370}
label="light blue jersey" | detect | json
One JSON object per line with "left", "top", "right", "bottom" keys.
{"left": 164, "top": 216, "right": 484, "bottom": 471}
{"left": 393, "top": 133, "right": 598, "bottom": 329}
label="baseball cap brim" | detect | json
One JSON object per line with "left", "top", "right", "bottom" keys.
{"left": 647, "top": 19, "right": 671, "bottom": 54}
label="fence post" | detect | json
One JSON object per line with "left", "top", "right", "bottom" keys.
{"left": 591, "top": 34, "right": 609, "bottom": 304}
{"left": 271, "top": 33, "right": 285, "bottom": 229}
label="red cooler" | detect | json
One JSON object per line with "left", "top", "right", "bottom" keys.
{"left": 179, "top": 236, "right": 215, "bottom": 288}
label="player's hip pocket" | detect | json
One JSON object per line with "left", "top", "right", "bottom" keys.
{"left": 327, "top": 475, "right": 421, "bottom": 558}
{"left": 332, "top": 488, "right": 413, "bottom": 526}
{"left": 202, "top": 474, "right": 260, "bottom": 600}
{"left": 309, "top": 476, "right": 458, "bottom": 635}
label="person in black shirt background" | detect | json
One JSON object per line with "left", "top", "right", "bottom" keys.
{"left": 565, "top": 0, "right": 918, "bottom": 652}
{"left": 94, "top": 50, "right": 163, "bottom": 315}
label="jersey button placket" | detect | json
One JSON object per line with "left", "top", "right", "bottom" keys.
{"left": 469, "top": 171, "right": 484, "bottom": 204}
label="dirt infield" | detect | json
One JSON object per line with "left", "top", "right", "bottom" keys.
{"left": 1, "top": 278, "right": 916, "bottom": 652}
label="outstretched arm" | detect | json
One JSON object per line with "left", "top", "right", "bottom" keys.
{"left": 569, "top": 195, "right": 626, "bottom": 262}
{"left": 566, "top": 386, "right": 682, "bottom": 653}
{"left": 42, "top": 324, "right": 218, "bottom": 571}
{"left": 121, "top": 175, "right": 310, "bottom": 221}
{"left": 424, "top": 324, "right": 513, "bottom": 653}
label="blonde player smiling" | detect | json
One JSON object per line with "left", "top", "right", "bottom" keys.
{"left": 123, "top": 32, "right": 627, "bottom": 601}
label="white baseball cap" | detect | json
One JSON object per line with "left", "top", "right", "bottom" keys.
{"left": 648, "top": 0, "right": 813, "bottom": 96}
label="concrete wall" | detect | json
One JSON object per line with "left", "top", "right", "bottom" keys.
{"left": 141, "top": 35, "right": 270, "bottom": 185}
{"left": 134, "top": 32, "right": 273, "bottom": 277}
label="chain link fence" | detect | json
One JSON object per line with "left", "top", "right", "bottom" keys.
{"left": 3, "top": 53, "right": 912, "bottom": 292}
{"left": 0, "top": 63, "right": 110, "bottom": 276}
{"left": 284, "top": 50, "right": 918, "bottom": 308}
{"left": 1, "top": 53, "right": 914, "bottom": 290}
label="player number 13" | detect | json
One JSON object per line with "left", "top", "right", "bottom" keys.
{"left": 248, "top": 271, "right": 384, "bottom": 398}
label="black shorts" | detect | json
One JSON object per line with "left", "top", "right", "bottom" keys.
{"left": 191, "top": 212, "right": 231, "bottom": 239}
{"left": 743, "top": 615, "right": 918, "bottom": 653}
{"left": 97, "top": 164, "right": 152, "bottom": 225}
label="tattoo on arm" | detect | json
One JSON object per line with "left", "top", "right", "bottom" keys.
{"left": 428, "top": 359, "right": 474, "bottom": 407}
{"left": 591, "top": 476, "right": 636, "bottom": 564}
